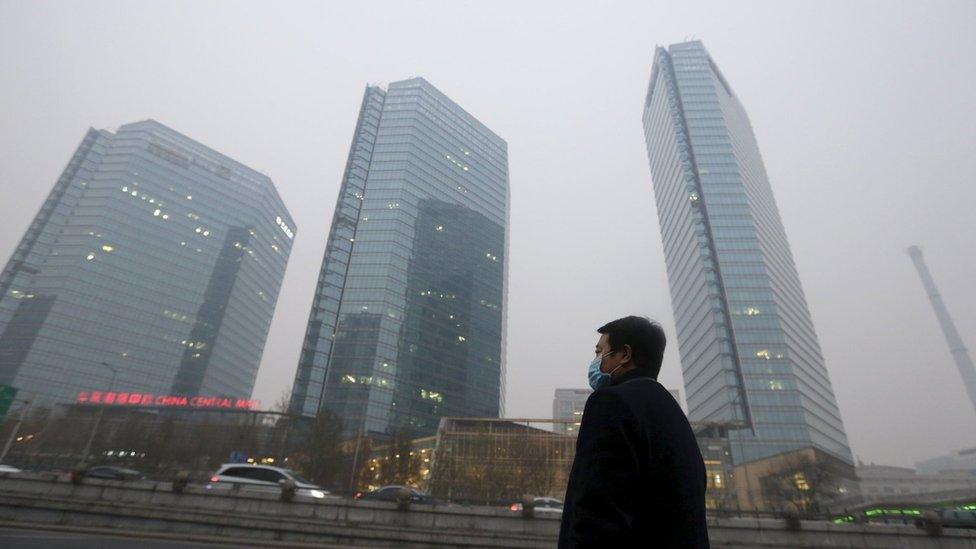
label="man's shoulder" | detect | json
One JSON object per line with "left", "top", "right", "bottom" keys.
{"left": 602, "top": 377, "right": 684, "bottom": 415}
{"left": 606, "top": 376, "right": 669, "bottom": 398}
{"left": 583, "top": 386, "right": 632, "bottom": 415}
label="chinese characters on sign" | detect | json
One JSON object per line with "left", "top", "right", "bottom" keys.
{"left": 76, "top": 391, "right": 259, "bottom": 410}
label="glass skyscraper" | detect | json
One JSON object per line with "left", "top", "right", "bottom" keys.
{"left": 0, "top": 120, "right": 295, "bottom": 406}
{"left": 642, "top": 41, "right": 852, "bottom": 464}
{"left": 289, "top": 78, "right": 509, "bottom": 440}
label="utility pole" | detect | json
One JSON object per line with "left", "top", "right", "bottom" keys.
{"left": 78, "top": 362, "right": 118, "bottom": 467}
{"left": 908, "top": 246, "right": 976, "bottom": 418}
{"left": 0, "top": 400, "right": 31, "bottom": 463}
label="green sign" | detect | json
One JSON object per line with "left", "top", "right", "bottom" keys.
{"left": 0, "top": 385, "right": 18, "bottom": 422}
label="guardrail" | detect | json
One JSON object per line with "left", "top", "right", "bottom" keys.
{"left": 1, "top": 473, "right": 975, "bottom": 548}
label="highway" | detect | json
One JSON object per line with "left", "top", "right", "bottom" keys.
{"left": 0, "top": 526, "right": 264, "bottom": 548}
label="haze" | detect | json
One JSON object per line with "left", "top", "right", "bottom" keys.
{"left": 1, "top": 0, "right": 973, "bottom": 468}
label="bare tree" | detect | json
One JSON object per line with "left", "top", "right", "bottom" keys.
{"left": 292, "top": 410, "right": 343, "bottom": 488}
{"left": 375, "top": 430, "right": 423, "bottom": 486}
{"left": 272, "top": 385, "right": 292, "bottom": 413}
{"left": 759, "top": 454, "right": 842, "bottom": 514}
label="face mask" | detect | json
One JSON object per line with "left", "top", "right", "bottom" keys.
{"left": 588, "top": 352, "right": 622, "bottom": 390}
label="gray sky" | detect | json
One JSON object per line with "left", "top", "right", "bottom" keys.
{"left": 1, "top": 0, "right": 974, "bottom": 468}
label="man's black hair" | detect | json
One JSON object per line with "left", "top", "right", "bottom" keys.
{"left": 597, "top": 316, "right": 667, "bottom": 379}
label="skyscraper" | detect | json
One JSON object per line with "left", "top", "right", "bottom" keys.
{"left": 642, "top": 41, "right": 852, "bottom": 464}
{"left": 290, "top": 78, "right": 509, "bottom": 440}
{"left": 0, "top": 120, "right": 295, "bottom": 405}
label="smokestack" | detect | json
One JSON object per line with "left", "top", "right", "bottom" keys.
{"left": 908, "top": 245, "right": 976, "bottom": 418}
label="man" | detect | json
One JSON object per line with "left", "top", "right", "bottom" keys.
{"left": 559, "top": 316, "right": 709, "bottom": 548}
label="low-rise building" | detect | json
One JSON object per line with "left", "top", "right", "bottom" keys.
{"left": 732, "top": 446, "right": 859, "bottom": 512}
{"left": 915, "top": 447, "right": 976, "bottom": 475}
{"left": 552, "top": 386, "right": 684, "bottom": 435}
{"left": 857, "top": 463, "right": 976, "bottom": 502}
{"left": 424, "top": 416, "right": 736, "bottom": 508}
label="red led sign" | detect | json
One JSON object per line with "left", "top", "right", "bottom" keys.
{"left": 77, "top": 391, "right": 259, "bottom": 410}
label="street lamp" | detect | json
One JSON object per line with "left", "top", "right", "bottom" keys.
{"left": 78, "top": 361, "right": 117, "bottom": 467}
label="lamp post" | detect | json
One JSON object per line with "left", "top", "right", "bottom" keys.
{"left": 78, "top": 361, "right": 117, "bottom": 467}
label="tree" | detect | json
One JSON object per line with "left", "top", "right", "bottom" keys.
{"left": 519, "top": 437, "right": 558, "bottom": 498}
{"left": 271, "top": 385, "right": 292, "bottom": 413}
{"left": 759, "top": 454, "right": 843, "bottom": 514}
{"left": 374, "top": 430, "right": 423, "bottom": 487}
{"left": 293, "top": 410, "right": 343, "bottom": 488}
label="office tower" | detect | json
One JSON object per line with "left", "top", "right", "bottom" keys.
{"left": 0, "top": 120, "right": 295, "bottom": 405}
{"left": 908, "top": 246, "right": 976, "bottom": 417}
{"left": 290, "top": 78, "right": 509, "bottom": 439}
{"left": 642, "top": 41, "right": 852, "bottom": 463}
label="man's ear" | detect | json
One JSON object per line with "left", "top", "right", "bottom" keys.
{"left": 622, "top": 344, "right": 633, "bottom": 364}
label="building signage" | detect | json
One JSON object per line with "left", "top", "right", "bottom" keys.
{"left": 77, "top": 391, "right": 259, "bottom": 410}
{"left": 275, "top": 216, "right": 294, "bottom": 239}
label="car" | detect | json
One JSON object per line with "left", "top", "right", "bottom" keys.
{"left": 355, "top": 485, "right": 441, "bottom": 505}
{"left": 84, "top": 465, "right": 144, "bottom": 481}
{"left": 936, "top": 509, "right": 976, "bottom": 529}
{"left": 206, "top": 463, "right": 330, "bottom": 499}
{"left": 0, "top": 464, "right": 22, "bottom": 475}
{"left": 509, "top": 497, "right": 563, "bottom": 516}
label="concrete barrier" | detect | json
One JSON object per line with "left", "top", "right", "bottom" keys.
{"left": 1, "top": 473, "right": 975, "bottom": 547}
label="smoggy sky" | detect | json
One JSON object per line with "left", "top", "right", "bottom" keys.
{"left": 1, "top": 0, "right": 973, "bottom": 468}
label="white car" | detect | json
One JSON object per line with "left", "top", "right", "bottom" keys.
{"left": 206, "top": 463, "right": 330, "bottom": 499}
{"left": 509, "top": 496, "right": 563, "bottom": 516}
{"left": 0, "top": 464, "right": 22, "bottom": 475}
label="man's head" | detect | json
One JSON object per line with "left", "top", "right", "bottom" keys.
{"left": 595, "top": 316, "right": 667, "bottom": 380}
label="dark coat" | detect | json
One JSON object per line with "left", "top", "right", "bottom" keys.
{"left": 558, "top": 369, "right": 709, "bottom": 548}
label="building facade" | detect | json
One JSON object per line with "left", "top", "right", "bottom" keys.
{"left": 552, "top": 387, "right": 683, "bottom": 435}
{"left": 857, "top": 464, "right": 976, "bottom": 502}
{"left": 290, "top": 78, "right": 509, "bottom": 440}
{"left": 427, "top": 418, "right": 576, "bottom": 505}
{"left": 916, "top": 447, "right": 976, "bottom": 475}
{"left": 732, "top": 446, "right": 858, "bottom": 512}
{"left": 424, "top": 417, "right": 735, "bottom": 508}
{"left": 552, "top": 388, "right": 590, "bottom": 435}
{"left": 642, "top": 40, "right": 852, "bottom": 464}
{"left": 0, "top": 120, "right": 294, "bottom": 406}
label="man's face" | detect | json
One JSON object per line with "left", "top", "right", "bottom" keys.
{"left": 595, "top": 333, "right": 620, "bottom": 374}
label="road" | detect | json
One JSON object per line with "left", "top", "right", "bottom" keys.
{"left": 0, "top": 527, "right": 254, "bottom": 548}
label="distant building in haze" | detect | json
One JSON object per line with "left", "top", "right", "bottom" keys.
{"left": 553, "top": 386, "right": 682, "bottom": 435}
{"left": 0, "top": 120, "right": 295, "bottom": 406}
{"left": 916, "top": 447, "right": 976, "bottom": 475}
{"left": 289, "top": 78, "right": 509, "bottom": 440}
{"left": 642, "top": 40, "right": 852, "bottom": 464}
{"left": 553, "top": 388, "right": 590, "bottom": 435}
{"left": 857, "top": 463, "right": 976, "bottom": 502}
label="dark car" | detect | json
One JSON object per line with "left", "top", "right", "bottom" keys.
{"left": 355, "top": 485, "right": 441, "bottom": 505}
{"left": 937, "top": 509, "right": 976, "bottom": 529}
{"left": 84, "top": 466, "right": 144, "bottom": 481}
